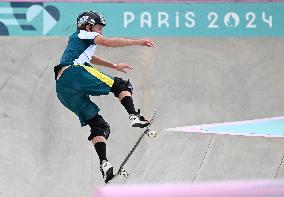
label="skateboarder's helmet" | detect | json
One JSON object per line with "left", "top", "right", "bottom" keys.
{"left": 77, "top": 11, "right": 106, "bottom": 30}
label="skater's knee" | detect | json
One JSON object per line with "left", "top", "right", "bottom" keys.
{"left": 110, "top": 77, "right": 133, "bottom": 98}
{"left": 86, "top": 114, "right": 110, "bottom": 141}
{"left": 118, "top": 91, "right": 132, "bottom": 101}
{"left": 92, "top": 136, "right": 106, "bottom": 145}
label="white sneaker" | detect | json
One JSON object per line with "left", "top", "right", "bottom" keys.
{"left": 100, "top": 160, "right": 114, "bottom": 183}
{"left": 129, "top": 109, "right": 150, "bottom": 128}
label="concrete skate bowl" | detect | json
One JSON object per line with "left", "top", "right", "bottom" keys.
{"left": 1, "top": 36, "right": 284, "bottom": 197}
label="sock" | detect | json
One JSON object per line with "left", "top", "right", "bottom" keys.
{"left": 121, "top": 96, "right": 137, "bottom": 115}
{"left": 94, "top": 142, "right": 107, "bottom": 164}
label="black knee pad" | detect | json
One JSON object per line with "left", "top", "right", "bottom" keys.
{"left": 86, "top": 114, "right": 110, "bottom": 141}
{"left": 110, "top": 77, "right": 133, "bottom": 97}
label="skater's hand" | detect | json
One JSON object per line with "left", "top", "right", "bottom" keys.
{"left": 139, "top": 39, "right": 155, "bottom": 48}
{"left": 113, "top": 63, "right": 133, "bottom": 74}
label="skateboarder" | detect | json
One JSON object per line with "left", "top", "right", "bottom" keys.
{"left": 54, "top": 11, "right": 155, "bottom": 183}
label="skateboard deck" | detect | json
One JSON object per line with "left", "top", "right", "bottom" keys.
{"left": 107, "top": 110, "right": 157, "bottom": 183}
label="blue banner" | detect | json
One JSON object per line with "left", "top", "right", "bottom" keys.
{"left": 0, "top": 2, "right": 283, "bottom": 36}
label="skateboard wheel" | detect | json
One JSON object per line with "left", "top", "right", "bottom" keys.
{"left": 147, "top": 130, "right": 158, "bottom": 138}
{"left": 120, "top": 169, "right": 129, "bottom": 178}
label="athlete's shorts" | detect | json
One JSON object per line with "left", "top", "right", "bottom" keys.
{"left": 56, "top": 64, "right": 114, "bottom": 126}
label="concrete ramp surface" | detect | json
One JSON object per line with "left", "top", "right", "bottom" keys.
{"left": 94, "top": 117, "right": 284, "bottom": 196}
{"left": 1, "top": 37, "right": 284, "bottom": 197}
{"left": 108, "top": 118, "right": 284, "bottom": 185}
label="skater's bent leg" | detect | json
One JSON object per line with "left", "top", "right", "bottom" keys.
{"left": 120, "top": 93, "right": 137, "bottom": 115}
{"left": 92, "top": 136, "right": 106, "bottom": 144}
{"left": 118, "top": 91, "right": 131, "bottom": 101}
{"left": 110, "top": 77, "right": 137, "bottom": 115}
{"left": 86, "top": 114, "right": 110, "bottom": 164}
{"left": 86, "top": 114, "right": 110, "bottom": 141}
{"left": 110, "top": 77, "right": 133, "bottom": 99}
{"left": 93, "top": 138, "right": 107, "bottom": 164}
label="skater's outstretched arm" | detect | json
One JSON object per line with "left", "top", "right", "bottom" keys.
{"left": 94, "top": 35, "right": 155, "bottom": 48}
{"left": 90, "top": 55, "right": 133, "bottom": 74}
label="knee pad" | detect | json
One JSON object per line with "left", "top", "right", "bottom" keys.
{"left": 110, "top": 77, "right": 133, "bottom": 97}
{"left": 87, "top": 114, "right": 110, "bottom": 141}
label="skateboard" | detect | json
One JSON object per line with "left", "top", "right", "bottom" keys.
{"left": 107, "top": 110, "right": 157, "bottom": 183}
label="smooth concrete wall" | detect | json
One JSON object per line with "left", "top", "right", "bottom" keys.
{"left": 116, "top": 130, "right": 284, "bottom": 184}
{"left": 1, "top": 37, "right": 284, "bottom": 197}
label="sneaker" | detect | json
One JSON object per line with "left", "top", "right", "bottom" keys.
{"left": 100, "top": 160, "right": 114, "bottom": 183}
{"left": 129, "top": 109, "right": 150, "bottom": 128}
